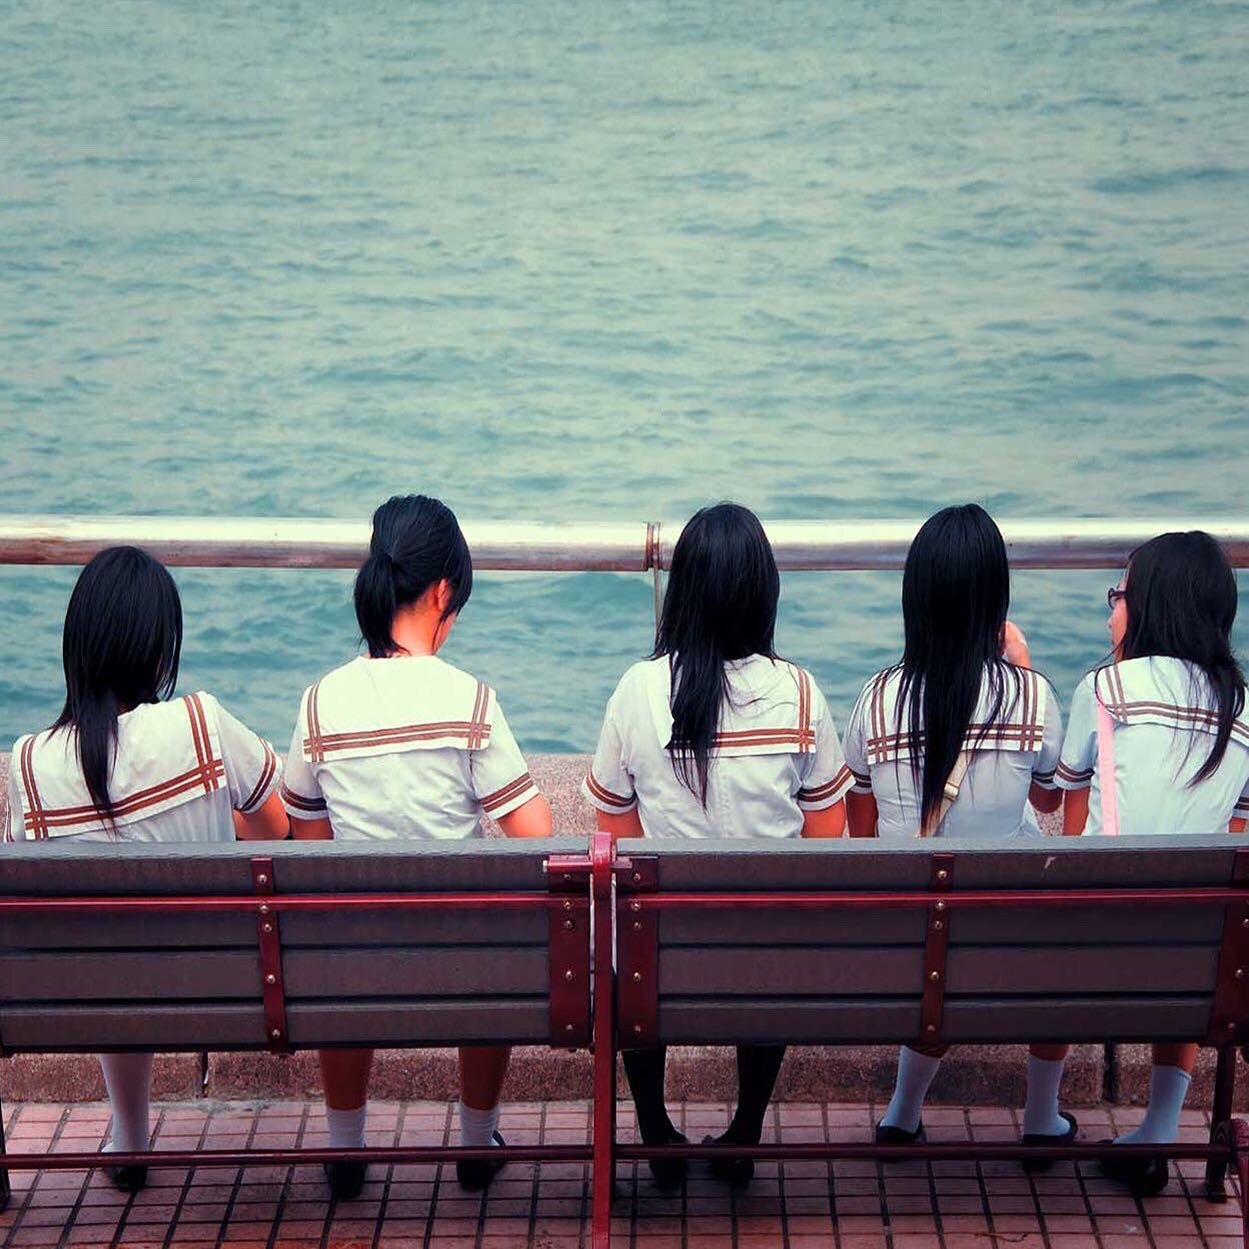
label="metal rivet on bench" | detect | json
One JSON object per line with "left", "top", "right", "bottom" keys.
{"left": 632, "top": 921, "right": 642, "bottom": 931}
{"left": 265, "top": 974, "right": 277, "bottom": 985}
{"left": 933, "top": 920, "right": 944, "bottom": 931}
{"left": 271, "top": 1029, "right": 282, "bottom": 1039}
{"left": 630, "top": 900, "right": 641, "bottom": 912}
{"left": 564, "top": 919, "right": 575, "bottom": 930}
{"left": 1237, "top": 968, "right": 1245, "bottom": 980}
{"left": 564, "top": 969, "right": 576, "bottom": 982}
{"left": 936, "top": 869, "right": 949, "bottom": 882}
{"left": 929, "top": 970, "right": 941, "bottom": 982}
{"left": 925, "top": 1024, "right": 937, "bottom": 1033}
{"left": 258, "top": 903, "right": 270, "bottom": 914}
{"left": 256, "top": 873, "right": 269, "bottom": 886}
{"left": 934, "top": 901, "right": 946, "bottom": 912}
{"left": 565, "top": 1024, "right": 574, "bottom": 1034}
{"left": 632, "top": 872, "right": 643, "bottom": 883}
{"left": 1243, "top": 917, "right": 1249, "bottom": 928}
{"left": 633, "top": 1024, "right": 643, "bottom": 1035}
{"left": 563, "top": 899, "right": 573, "bottom": 911}
{"left": 632, "top": 971, "right": 642, "bottom": 983}
{"left": 262, "top": 922, "right": 274, "bottom": 934}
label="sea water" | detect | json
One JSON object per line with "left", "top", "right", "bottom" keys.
{"left": 1, "top": 1, "right": 1246, "bottom": 749}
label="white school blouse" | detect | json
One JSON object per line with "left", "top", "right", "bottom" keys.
{"left": 5, "top": 693, "right": 280, "bottom": 843}
{"left": 1055, "top": 656, "right": 1249, "bottom": 835}
{"left": 842, "top": 666, "right": 1062, "bottom": 839}
{"left": 280, "top": 654, "right": 539, "bottom": 840}
{"left": 581, "top": 655, "right": 853, "bottom": 839}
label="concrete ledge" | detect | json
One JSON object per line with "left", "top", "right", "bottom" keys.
{"left": 1111, "top": 1043, "right": 1249, "bottom": 1110}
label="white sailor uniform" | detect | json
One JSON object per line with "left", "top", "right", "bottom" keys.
{"left": 581, "top": 655, "right": 852, "bottom": 838}
{"left": 1055, "top": 656, "right": 1249, "bottom": 834}
{"left": 6, "top": 692, "right": 280, "bottom": 843}
{"left": 279, "top": 654, "right": 539, "bottom": 838}
{"left": 842, "top": 666, "right": 1063, "bottom": 839}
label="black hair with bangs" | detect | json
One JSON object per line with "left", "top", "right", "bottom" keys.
{"left": 1116, "top": 530, "right": 1244, "bottom": 784}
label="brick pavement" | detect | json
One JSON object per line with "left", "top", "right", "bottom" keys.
{"left": 1, "top": 1099, "right": 1244, "bottom": 1248}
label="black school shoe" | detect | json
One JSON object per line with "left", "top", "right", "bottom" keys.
{"left": 1021, "top": 1112, "right": 1079, "bottom": 1173}
{"left": 324, "top": 1160, "right": 368, "bottom": 1200}
{"left": 1098, "top": 1141, "right": 1170, "bottom": 1196}
{"left": 703, "top": 1133, "right": 757, "bottom": 1188}
{"left": 646, "top": 1129, "right": 688, "bottom": 1190}
{"left": 457, "top": 1130, "right": 507, "bottom": 1192}
{"left": 874, "top": 1119, "right": 925, "bottom": 1145}
{"left": 105, "top": 1163, "right": 149, "bottom": 1194}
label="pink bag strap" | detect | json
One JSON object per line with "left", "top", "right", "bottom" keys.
{"left": 1095, "top": 694, "right": 1119, "bottom": 836}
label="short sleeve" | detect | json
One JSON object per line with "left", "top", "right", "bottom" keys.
{"left": 1055, "top": 673, "right": 1097, "bottom": 791}
{"left": 841, "top": 680, "right": 874, "bottom": 795}
{"left": 206, "top": 696, "right": 281, "bottom": 814}
{"left": 280, "top": 690, "right": 328, "bottom": 819}
{"left": 5, "top": 764, "right": 24, "bottom": 842}
{"left": 471, "top": 696, "right": 540, "bottom": 820}
{"left": 582, "top": 690, "right": 638, "bottom": 814}
{"left": 796, "top": 682, "right": 854, "bottom": 811}
{"left": 1031, "top": 679, "right": 1065, "bottom": 789}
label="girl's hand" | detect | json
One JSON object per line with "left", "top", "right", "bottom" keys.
{"left": 1001, "top": 620, "right": 1032, "bottom": 668}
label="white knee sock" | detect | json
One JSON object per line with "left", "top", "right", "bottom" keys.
{"left": 458, "top": 1100, "right": 501, "bottom": 1148}
{"left": 879, "top": 1046, "right": 942, "bottom": 1133}
{"left": 1023, "top": 1054, "right": 1069, "bottom": 1137}
{"left": 1115, "top": 1065, "right": 1191, "bottom": 1146}
{"left": 325, "top": 1103, "right": 368, "bottom": 1150}
{"left": 98, "top": 1053, "right": 154, "bottom": 1153}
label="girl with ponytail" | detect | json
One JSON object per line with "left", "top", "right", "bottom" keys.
{"left": 841, "top": 505, "right": 1070, "bottom": 1161}
{"left": 282, "top": 494, "right": 552, "bottom": 1200}
{"left": 5, "top": 546, "right": 287, "bottom": 1192}
{"left": 583, "top": 502, "right": 852, "bottom": 1189}
{"left": 1055, "top": 531, "right": 1249, "bottom": 1195}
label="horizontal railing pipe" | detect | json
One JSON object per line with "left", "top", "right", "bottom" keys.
{"left": 0, "top": 515, "right": 1247, "bottom": 572}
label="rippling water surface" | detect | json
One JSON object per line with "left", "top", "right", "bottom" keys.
{"left": 1, "top": 1, "right": 1247, "bottom": 750}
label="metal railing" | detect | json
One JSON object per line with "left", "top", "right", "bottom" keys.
{"left": 2, "top": 514, "right": 1248, "bottom": 571}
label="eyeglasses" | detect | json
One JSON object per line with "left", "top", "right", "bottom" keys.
{"left": 1107, "top": 587, "right": 1127, "bottom": 610}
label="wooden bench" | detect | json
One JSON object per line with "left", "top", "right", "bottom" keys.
{"left": 5, "top": 831, "right": 1249, "bottom": 1249}
{"left": 0, "top": 837, "right": 596, "bottom": 1206}
{"left": 597, "top": 832, "right": 1249, "bottom": 1248}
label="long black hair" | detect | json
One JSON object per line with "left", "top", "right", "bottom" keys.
{"left": 653, "top": 503, "right": 780, "bottom": 804}
{"left": 1114, "top": 530, "right": 1244, "bottom": 783}
{"left": 354, "top": 494, "right": 473, "bottom": 657}
{"left": 893, "top": 504, "right": 1023, "bottom": 829}
{"left": 51, "top": 546, "right": 183, "bottom": 823}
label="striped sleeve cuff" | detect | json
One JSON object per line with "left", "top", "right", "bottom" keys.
{"left": 1054, "top": 761, "right": 1095, "bottom": 791}
{"left": 582, "top": 771, "right": 638, "bottom": 813}
{"left": 797, "top": 763, "right": 854, "bottom": 811}
{"left": 847, "top": 765, "right": 873, "bottom": 795}
{"left": 237, "top": 743, "right": 280, "bottom": 814}
{"left": 1031, "top": 766, "right": 1058, "bottom": 791}
{"left": 480, "top": 772, "right": 540, "bottom": 819}
{"left": 281, "top": 783, "right": 328, "bottom": 816}
{"left": 1235, "top": 794, "right": 1249, "bottom": 815}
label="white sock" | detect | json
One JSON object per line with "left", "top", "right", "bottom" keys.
{"left": 98, "top": 1053, "right": 153, "bottom": 1153}
{"left": 458, "top": 1100, "right": 501, "bottom": 1148}
{"left": 1023, "top": 1054, "right": 1069, "bottom": 1137}
{"left": 325, "top": 1103, "right": 368, "bottom": 1150}
{"left": 879, "top": 1046, "right": 942, "bottom": 1133}
{"left": 1115, "top": 1065, "right": 1192, "bottom": 1146}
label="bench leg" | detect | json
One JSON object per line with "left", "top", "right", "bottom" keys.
{"left": 1208, "top": 1046, "right": 1238, "bottom": 1201}
{"left": 0, "top": 1085, "right": 10, "bottom": 1211}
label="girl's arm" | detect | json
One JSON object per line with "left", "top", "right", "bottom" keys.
{"left": 1062, "top": 789, "right": 1089, "bottom": 835}
{"left": 846, "top": 791, "right": 878, "bottom": 837}
{"left": 497, "top": 793, "right": 554, "bottom": 838}
{"left": 233, "top": 791, "right": 290, "bottom": 840}
{"left": 802, "top": 800, "right": 846, "bottom": 838}
{"left": 291, "top": 816, "right": 333, "bottom": 840}
{"left": 595, "top": 806, "right": 644, "bottom": 839}
{"left": 1029, "top": 782, "right": 1062, "bottom": 814}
